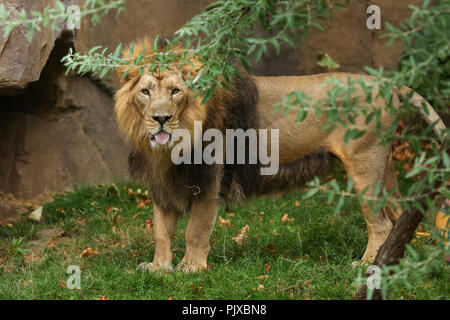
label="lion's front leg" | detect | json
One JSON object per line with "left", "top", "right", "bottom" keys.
{"left": 138, "top": 203, "right": 179, "bottom": 272}
{"left": 176, "top": 199, "right": 218, "bottom": 273}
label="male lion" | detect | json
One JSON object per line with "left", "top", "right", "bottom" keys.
{"left": 114, "top": 39, "right": 445, "bottom": 273}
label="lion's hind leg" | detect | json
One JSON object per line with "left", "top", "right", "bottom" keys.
{"left": 339, "top": 146, "right": 394, "bottom": 263}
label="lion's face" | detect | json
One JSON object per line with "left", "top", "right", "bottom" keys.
{"left": 131, "top": 70, "right": 189, "bottom": 149}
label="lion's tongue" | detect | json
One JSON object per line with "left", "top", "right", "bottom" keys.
{"left": 154, "top": 131, "right": 171, "bottom": 146}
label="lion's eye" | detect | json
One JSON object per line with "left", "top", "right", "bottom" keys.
{"left": 141, "top": 88, "right": 150, "bottom": 95}
{"left": 171, "top": 88, "right": 180, "bottom": 95}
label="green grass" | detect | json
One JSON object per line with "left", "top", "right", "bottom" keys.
{"left": 0, "top": 182, "right": 448, "bottom": 300}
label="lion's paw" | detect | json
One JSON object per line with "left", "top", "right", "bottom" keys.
{"left": 175, "top": 262, "right": 207, "bottom": 274}
{"left": 137, "top": 262, "right": 173, "bottom": 273}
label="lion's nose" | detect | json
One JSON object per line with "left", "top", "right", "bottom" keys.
{"left": 151, "top": 115, "right": 172, "bottom": 125}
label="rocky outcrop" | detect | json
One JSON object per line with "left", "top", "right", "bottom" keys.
{"left": 0, "top": 0, "right": 436, "bottom": 203}
{"left": 0, "top": 0, "right": 64, "bottom": 94}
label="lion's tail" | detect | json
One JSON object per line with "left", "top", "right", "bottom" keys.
{"left": 395, "top": 86, "right": 446, "bottom": 139}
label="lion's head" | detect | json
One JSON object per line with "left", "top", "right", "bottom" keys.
{"left": 114, "top": 38, "right": 206, "bottom": 152}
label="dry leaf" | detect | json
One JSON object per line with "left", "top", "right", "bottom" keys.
{"left": 281, "top": 213, "right": 295, "bottom": 223}
{"left": 218, "top": 216, "right": 231, "bottom": 227}
{"left": 303, "top": 279, "right": 312, "bottom": 286}
{"left": 257, "top": 284, "right": 265, "bottom": 291}
{"left": 29, "top": 206, "right": 42, "bottom": 222}
{"left": 294, "top": 201, "right": 300, "bottom": 206}
{"left": 98, "top": 296, "right": 109, "bottom": 300}
{"left": 76, "top": 217, "right": 87, "bottom": 226}
{"left": 132, "top": 212, "right": 142, "bottom": 220}
{"left": 145, "top": 219, "right": 153, "bottom": 232}
{"left": 416, "top": 232, "right": 431, "bottom": 237}
{"left": 227, "top": 213, "right": 235, "bottom": 217}
{"left": 190, "top": 284, "right": 203, "bottom": 291}
{"left": 138, "top": 199, "right": 152, "bottom": 208}
{"left": 232, "top": 224, "right": 249, "bottom": 245}
{"left": 265, "top": 263, "right": 271, "bottom": 274}
{"left": 80, "top": 247, "right": 98, "bottom": 258}
{"left": 59, "top": 280, "right": 66, "bottom": 289}
{"left": 266, "top": 244, "right": 276, "bottom": 253}
{"left": 106, "top": 206, "right": 115, "bottom": 213}
{"left": 259, "top": 211, "right": 264, "bottom": 216}
{"left": 129, "top": 250, "right": 138, "bottom": 258}
{"left": 47, "top": 236, "right": 58, "bottom": 247}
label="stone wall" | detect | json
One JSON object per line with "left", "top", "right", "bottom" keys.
{"left": 0, "top": 0, "right": 430, "bottom": 202}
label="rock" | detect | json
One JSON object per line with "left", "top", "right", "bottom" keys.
{"left": 0, "top": 0, "right": 64, "bottom": 94}
{"left": 0, "top": 35, "right": 129, "bottom": 199}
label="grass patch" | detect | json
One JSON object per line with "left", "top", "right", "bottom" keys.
{"left": 0, "top": 182, "right": 447, "bottom": 300}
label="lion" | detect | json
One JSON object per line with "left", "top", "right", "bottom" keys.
{"left": 114, "top": 38, "right": 446, "bottom": 273}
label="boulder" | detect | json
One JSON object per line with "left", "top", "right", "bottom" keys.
{"left": 0, "top": 0, "right": 63, "bottom": 94}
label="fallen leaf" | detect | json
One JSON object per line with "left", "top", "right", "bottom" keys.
{"left": 266, "top": 244, "right": 276, "bottom": 253}
{"left": 232, "top": 224, "right": 249, "bottom": 245}
{"left": 132, "top": 212, "right": 142, "bottom": 220}
{"left": 416, "top": 232, "right": 431, "bottom": 237}
{"left": 29, "top": 206, "right": 42, "bottom": 222}
{"left": 76, "top": 217, "right": 87, "bottom": 226}
{"left": 47, "top": 236, "right": 58, "bottom": 247}
{"left": 129, "top": 250, "right": 138, "bottom": 258}
{"left": 257, "top": 284, "right": 265, "bottom": 291}
{"left": 259, "top": 211, "right": 264, "bottom": 216}
{"left": 105, "top": 206, "right": 115, "bottom": 213}
{"left": 80, "top": 247, "right": 98, "bottom": 258}
{"left": 59, "top": 280, "right": 66, "bottom": 288}
{"left": 218, "top": 216, "right": 231, "bottom": 227}
{"left": 281, "top": 213, "right": 295, "bottom": 223}
{"left": 98, "top": 296, "right": 109, "bottom": 300}
{"left": 227, "top": 213, "right": 235, "bottom": 217}
{"left": 190, "top": 284, "right": 203, "bottom": 291}
{"left": 145, "top": 219, "right": 153, "bottom": 232}
{"left": 138, "top": 199, "right": 152, "bottom": 208}
{"left": 294, "top": 201, "right": 300, "bottom": 206}
{"left": 265, "top": 263, "right": 271, "bottom": 273}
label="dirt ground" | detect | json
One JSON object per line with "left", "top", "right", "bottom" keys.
{"left": 0, "top": 192, "right": 55, "bottom": 225}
